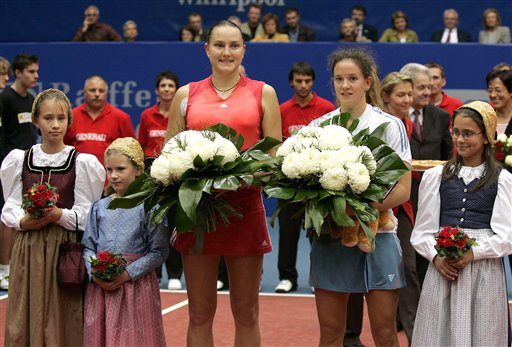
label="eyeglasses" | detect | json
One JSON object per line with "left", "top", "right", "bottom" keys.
{"left": 450, "top": 130, "right": 483, "bottom": 140}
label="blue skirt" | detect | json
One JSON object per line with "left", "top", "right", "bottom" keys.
{"left": 309, "top": 233, "right": 405, "bottom": 293}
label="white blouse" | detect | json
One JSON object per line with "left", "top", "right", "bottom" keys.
{"left": 411, "top": 164, "right": 512, "bottom": 262}
{"left": 1, "top": 145, "right": 106, "bottom": 231}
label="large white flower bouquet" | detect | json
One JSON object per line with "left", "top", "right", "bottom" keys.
{"left": 109, "top": 123, "right": 280, "bottom": 250}
{"left": 264, "top": 113, "right": 409, "bottom": 250}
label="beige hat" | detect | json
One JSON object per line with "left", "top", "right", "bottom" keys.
{"left": 456, "top": 101, "right": 497, "bottom": 144}
{"left": 106, "top": 137, "right": 145, "bottom": 171}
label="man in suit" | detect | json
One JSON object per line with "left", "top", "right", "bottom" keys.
{"left": 400, "top": 63, "right": 453, "bottom": 287}
{"left": 241, "top": 3, "right": 264, "bottom": 40}
{"left": 430, "top": 9, "right": 472, "bottom": 43}
{"left": 188, "top": 12, "right": 208, "bottom": 42}
{"left": 351, "top": 4, "right": 378, "bottom": 42}
{"left": 279, "top": 7, "right": 316, "bottom": 42}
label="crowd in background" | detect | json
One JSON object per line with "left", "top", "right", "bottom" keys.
{"left": 72, "top": 4, "right": 511, "bottom": 44}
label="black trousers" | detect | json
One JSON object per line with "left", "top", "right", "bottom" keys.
{"left": 344, "top": 293, "right": 364, "bottom": 346}
{"left": 277, "top": 201, "right": 307, "bottom": 283}
{"left": 156, "top": 245, "right": 183, "bottom": 279}
{"left": 395, "top": 208, "right": 420, "bottom": 345}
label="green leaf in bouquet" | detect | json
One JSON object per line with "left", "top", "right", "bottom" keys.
{"left": 222, "top": 160, "right": 240, "bottom": 172}
{"left": 212, "top": 175, "right": 241, "bottom": 191}
{"left": 351, "top": 127, "right": 369, "bottom": 145}
{"left": 242, "top": 136, "right": 281, "bottom": 157}
{"left": 150, "top": 196, "right": 178, "bottom": 225}
{"left": 330, "top": 197, "right": 356, "bottom": 227}
{"left": 124, "top": 172, "right": 150, "bottom": 195}
{"left": 264, "top": 186, "right": 296, "bottom": 200}
{"left": 175, "top": 203, "right": 195, "bottom": 233}
{"left": 365, "top": 136, "right": 386, "bottom": 151}
{"left": 179, "top": 179, "right": 205, "bottom": 223}
{"left": 238, "top": 174, "right": 254, "bottom": 187}
{"left": 108, "top": 173, "right": 155, "bottom": 209}
{"left": 206, "top": 123, "right": 245, "bottom": 151}
{"left": 268, "top": 204, "right": 281, "bottom": 228}
{"left": 372, "top": 170, "right": 408, "bottom": 186}
{"left": 318, "top": 189, "right": 333, "bottom": 200}
{"left": 305, "top": 200, "right": 326, "bottom": 235}
{"left": 373, "top": 145, "right": 395, "bottom": 161}
{"left": 210, "top": 155, "right": 226, "bottom": 167}
{"left": 244, "top": 149, "right": 273, "bottom": 161}
{"left": 358, "top": 217, "right": 376, "bottom": 247}
{"left": 108, "top": 189, "right": 152, "bottom": 209}
{"left": 376, "top": 151, "right": 409, "bottom": 171}
{"left": 293, "top": 189, "right": 308, "bottom": 202}
{"left": 306, "top": 189, "right": 319, "bottom": 199}
{"left": 193, "top": 154, "right": 206, "bottom": 169}
{"left": 143, "top": 185, "right": 167, "bottom": 214}
{"left": 202, "top": 178, "right": 214, "bottom": 194}
{"left": 359, "top": 183, "right": 387, "bottom": 202}
{"left": 368, "top": 122, "right": 389, "bottom": 140}
{"left": 319, "top": 112, "right": 355, "bottom": 131}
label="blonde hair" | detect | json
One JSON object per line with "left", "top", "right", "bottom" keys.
{"left": 31, "top": 88, "right": 73, "bottom": 127}
{"left": 380, "top": 72, "right": 413, "bottom": 113}
{"left": 104, "top": 137, "right": 145, "bottom": 196}
{"left": 0, "top": 56, "right": 10, "bottom": 77}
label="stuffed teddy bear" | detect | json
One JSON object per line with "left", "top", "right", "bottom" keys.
{"left": 327, "top": 210, "right": 395, "bottom": 253}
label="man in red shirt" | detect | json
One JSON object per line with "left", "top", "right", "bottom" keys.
{"left": 426, "top": 62, "right": 463, "bottom": 116}
{"left": 275, "top": 62, "right": 335, "bottom": 293}
{"left": 65, "top": 75, "right": 135, "bottom": 165}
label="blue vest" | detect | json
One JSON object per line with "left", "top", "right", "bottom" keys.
{"left": 439, "top": 178, "right": 497, "bottom": 229}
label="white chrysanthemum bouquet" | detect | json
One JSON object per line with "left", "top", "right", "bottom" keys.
{"left": 150, "top": 129, "right": 241, "bottom": 185}
{"left": 109, "top": 123, "right": 280, "bottom": 250}
{"left": 276, "top": 125, "right": 377, "bottom": 194}
{"left": 265, "top": 113, "right": 409, "bottom": 251}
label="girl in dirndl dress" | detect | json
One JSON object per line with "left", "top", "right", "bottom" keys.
{"left": 1, "top": 89, "right": 105, "bottom": 346}
{"left": 82, "top": 137, "right": 170, "bottom": 347}
{"left": 411, "top": 101, "right": 512, "bottom": 347}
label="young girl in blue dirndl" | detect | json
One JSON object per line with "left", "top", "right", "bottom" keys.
{"left": 411, "top": 101, "right": 512, "bottom": 347}
{"left": 82, "top": 137, "right": 170, "bottom": 347}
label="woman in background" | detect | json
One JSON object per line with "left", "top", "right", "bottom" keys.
{"left": 252, "top": 13, "right": 290, "bottom": 42}
{"left": 379, "top": 11, "right": 419, "bottom": 43}
{"left": 381, "top": 72, "right": 420, "bottom": 345}
{"left": 479, "top": 8, "right": 511, "bottom": 44}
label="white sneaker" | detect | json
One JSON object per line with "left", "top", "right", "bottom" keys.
{"left": 0, "top": 275, "right": 9, "bottom": 290}
{"left": 167, "top": 279, "right": 182, "bottom": 290}
{"left": 275, "top": 279, "right": 296, "bottom": 293}
{"left": 216, "top": 280, "right": 224, "bottom": 290}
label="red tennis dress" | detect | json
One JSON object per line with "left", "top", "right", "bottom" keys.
{"left": 174, "top": 75, "right": 272, "bottom": 256}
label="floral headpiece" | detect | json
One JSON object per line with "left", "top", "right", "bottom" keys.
{"left": 106, "top": 137, "right": 145, "bottom": 171}
{"left": 456, "top": 101, "right": 497, "bottom": 144}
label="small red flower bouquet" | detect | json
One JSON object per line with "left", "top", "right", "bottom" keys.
{"left": 494, "top": 133, "right": 512, "bottom": 170}
{"left": 89, "top": 251, "right": 127, "bottom": 281}
{"left": 21, "top": 182, "right": 59, "bottom": 217}
{"left": 434, "top": 226, "right": 478, "bottom": 258}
